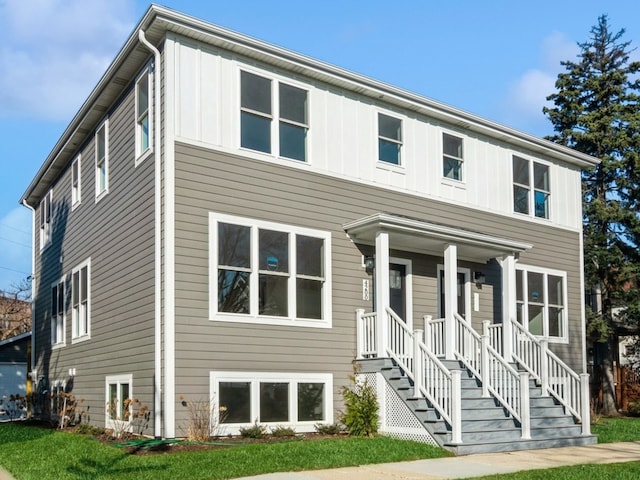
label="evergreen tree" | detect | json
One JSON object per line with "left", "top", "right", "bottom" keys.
{"left": 544, "top": 15, "right": 640, "bottom": 415}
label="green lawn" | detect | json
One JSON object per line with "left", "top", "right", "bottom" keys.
{"left": 0, "top": 422, "right": 448, "bottom": 480}
{"left": 592, "top": 416, "right": 640, "bottom": 443}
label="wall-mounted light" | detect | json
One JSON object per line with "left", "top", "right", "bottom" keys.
{"left": 474, "top": 271, "right": 486, "bottom": 285}
{"left": 364, "top": 256, "right": 375, "bottom": 274}
{"left": 68, "top": 368, "right": 76, "bottom": 377}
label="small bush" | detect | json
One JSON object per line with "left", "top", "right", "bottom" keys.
{"left": 315, "top": 423, "right": 344, "bottom": 435}
{"left": 180, "top": 396, "right": 227, "bottom": 442}
{"left": 270, "top": 425, "right": 296, "bottom": 437}
{"left": 627, "top": 402, "right": 640, "bottom": 417}
{"left": 74, "top": 423, "right": 106, "bottom": 436}
{"left": 239, "top": 421, "right": 267, "bottom": 439}
{"left": 340, "top": 369, "right": 379, "bottom": 437}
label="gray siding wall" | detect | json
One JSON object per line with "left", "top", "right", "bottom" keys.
{"left": 172, "top": 141, "right": 585, "bottom": 428}
{"left": 32, "top": 85, "right": 156, "bottom": 431}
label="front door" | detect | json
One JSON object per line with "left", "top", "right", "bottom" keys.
{"left": 438, "top": 269, "right": 470, "bottom": 319}
{"left": 390, "top": 263, "right": 406, "bottom": 321}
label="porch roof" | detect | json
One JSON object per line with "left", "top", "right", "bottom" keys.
{"left": 343, "top": 213, "right": 532, "bottom": 262}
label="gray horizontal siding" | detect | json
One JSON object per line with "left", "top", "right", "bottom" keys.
{"left": 32, "top": 86, "right": 156, "bottom": 432}
{"left": 172, "top": 141, "right": 586, "bottom": 427}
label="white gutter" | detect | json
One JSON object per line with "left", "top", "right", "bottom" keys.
{"left": 20, "top": 200, "right": 36, "bottom": 385}
{"left": 138, "top": 29, "right": 163, "bottom": 439}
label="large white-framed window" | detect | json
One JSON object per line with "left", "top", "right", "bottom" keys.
{"left": 516, "top": 264, "right": 567, "bottom": 342}
{"left": 72, "top": 259, "right": 90, "bottom": 342}
{"left": 442, "top": 132, "right": 464, "bottom": 181}
{"left": 513, "top": 155, "right": 550, "bottom": 219}
{"left": 210, "top": 372, "right": 333, "bottom": 435}
{"left": 378, "top": 113, "right": 402, "bottom": 165}
{"left": 71, "top": 155, "right": 81, "bottom": 208}
{"left": 95, "top": 119, "right": 109, "bottom": 201}
{"left": 105, "top": 374, "right": 132, "bottom": 430}
{"left": 240, "top": 70, "right": 309, "bottom": 162}
{"left": 209, "top": 212, "right": 331, "bottom": 328}
{"left": 135, "top": 67, "right": 152, "bottom": 163}
{"left": 39, "top": 189, "right": 53, "bottom": 250}
{"left": 51, "top": 278, "right": 65, "bottom": 347}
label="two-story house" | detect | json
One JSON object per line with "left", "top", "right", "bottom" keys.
{"left": 20, "top": 6, "right": 598, "bottom": 454}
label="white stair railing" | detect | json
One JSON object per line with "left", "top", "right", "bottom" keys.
{"left": 356, "top": 309, "right": 378, "bottom": 358}
{"left": 424, "top": 315, "right": 446, "bottom": 357}
{"left": 509, "top": 319, "right": 590, "bottom": 434}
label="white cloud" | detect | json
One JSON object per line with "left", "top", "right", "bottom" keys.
{"left": 0, "top": 0, "right": 136, "bottom": 121}
{"left": 0, "top": 206, "right": 32, "bottom": 290}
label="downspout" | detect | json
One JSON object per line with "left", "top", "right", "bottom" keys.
{"left": 138, "top": 29, "right": 163, "bottom": 438}
{"left": 21, "top": 199, "right": 36, "bottom": 409}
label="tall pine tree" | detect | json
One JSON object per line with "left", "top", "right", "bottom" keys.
{"left": 544, "top": 15, "right": 640, "bottom": 415}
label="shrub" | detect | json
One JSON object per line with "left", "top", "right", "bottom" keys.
{"left": 106, "top": 397, "right": 151, "bottom": 439}
{"left": 74, "top": 423, "right": 106, "bottom": 436}
{"left": 180, "top": 397, "right": 227, "bottom": 441}
{"left": 339, "top": 369, "right": 379, "bottom": 437}
{"left": 0, "top": 394, "right": 27, "bottom": 421}
{"left": 315, "top": 423, "right": 344, "bottom": 435}
{"left": 627, "top": 402, "right": 640, "bottom": 417}
{"left": 239, "top": 421, "right": 267, "bottom": 439}
{"left": 270, "top": 425, "right": 296, "bottom": 437}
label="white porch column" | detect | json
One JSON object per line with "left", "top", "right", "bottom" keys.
{"left": 500, "top": 254, "right": 517, "bottom": 361}
{"left": 375, "top": 231, "right": 390, "bottom": 357}
{"left": 444, "top": 244, "right": 458, "bottom": 360}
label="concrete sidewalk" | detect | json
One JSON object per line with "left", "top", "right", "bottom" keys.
{"left": 235, "top": 441, "right": 640, "bottom": 480}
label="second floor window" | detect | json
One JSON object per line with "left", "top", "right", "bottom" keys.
{"left": 71, "top": 156, "right": 81, "bottom": 207}
{"left": 136, "top": 69, "right": 151, "bottom": 159}
{"left": 443, "top": 133, "right": 464, "bottom": 181}
{"left": 51, "top": 280, "right": 65, "bottom": 346}
{"left": 39, "top": 189, "right": 52, "bottom": 250}
{"left": 95, "top": 120, "right": 109, "bottom": 200}
{"left": 513, "top": 156, "right": 550, "bottom": 219}
{"left": 378, "top": 113, "right": 402, "bottom": 165}
{"left": 240, "top": 71, "right": 308, "bottom": 162}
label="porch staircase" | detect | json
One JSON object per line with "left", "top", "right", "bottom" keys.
{"left": 360, "top": 357, "right": 595, "bottom": 455}
{"left": 356, "top": 307, "right": 597, "bottom": 455}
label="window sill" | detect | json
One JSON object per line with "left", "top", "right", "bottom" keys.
{"left": 376, "top": 161, "right": 405, "bottom": 173}
{"left": 440, "top": 177, "right": 466, "bottom": 188}
{"left": 513, "top": 211, "right": 552, "bottom": 222}
{"left": 71, "top": 335, "right": 91, "bottom": 345}
{"left": 71, "top": 200, "right": 81, "bottom": 212}
{"left": 95, "top": 190, "right": 109, "bottom": 204}
{"left": 39, "top": 241, "right": 52, "bottom": 254}
{"left": 535, "top": 335, "right": 569, "bottom": 345}
{"left": 135, "top": 148, "right": 153, "bottom": 167}
{"left": 52, "top": 342, "right": 66, "bottom": 350}
{"left": 210, "top": 313, "right": 331, "bottom": 329}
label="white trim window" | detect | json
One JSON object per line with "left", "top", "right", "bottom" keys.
{"left": 516, "top": 264, "right": 567, "bottom": 342}
{"left": 72, "top": 259, "right": 90, "bottom": 342}
{"left": 378, "top": 113, "right": 402, "bottom": 165}
{"left": 95, "top": 119, "right": 109, "bottom": 200}
{"left": 105, "top": 374, "right": 132, "bottom": 429}
{"left": 71, "top": 155, "right": 81, "bottom": 208}
{"left": 513, "top": 155, "right": 550, "bottom": 219}
{"left": 210, "top": 372, "right": 333, "bottom": 435}
{"left": 39, "top": 189, "right": 53, "bottom": 250}
{"left": 51, "top": 279, "right": 65, "bottom": 346}
{"left": 135, "top": 67, "right": 152, "bottom": 162}
{"left": 209, "top": 212, "right": 331, "bottom": 328}
{"left": 443, "top": 132, "right": 464, "bottom": 181}
{"left": 240, "top": 70, "right": 309, "bottom": 162}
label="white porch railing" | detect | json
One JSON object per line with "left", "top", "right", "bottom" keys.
{"left": 356, "top": 310, "right": 378, "bottom": 358}
{"left": 424, "top": 315, "right": 446, "bottom": 357}
{"left": 505, "top": 319, "right": 590, "bottom": 435}
{"left": 453, "top": 314, "right": 530, "bottom": 439}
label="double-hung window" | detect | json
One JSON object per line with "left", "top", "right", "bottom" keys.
{"left": 516, "top": 264, "right": 567, "bottom": 341}
{"left": 443, "top": 133, "right": 464, "bottom": 181}
{"left": 105, "top": 374, "right": 132, "bottom": 428}
{"left": 378, "top": 113, "right": 402, "bottom": 165}
{"left": 39, "top": 189, "right": 53, "bottom": 250}
{"left": 135, "top": 68, "right": 151, "bottom": 160}
{"left": 513, "top": 156, "right": 550, "bottom": 219}
{"left": 71, "top": 156, "right": 81, "bottom": 208}
{"left": 95, "top": 120, "right": 109, "bottom": 200}
{"left": 51, "top": 280, "right": 65, "bottom": 346}
{"left": 211, "top": 213, "right": 331, "bottom": 327}
{"left": 72, "top": 260, "right": 90, "bottom": 341}
{"left": 240, "top": 71, "right": 308, "bottom": 161}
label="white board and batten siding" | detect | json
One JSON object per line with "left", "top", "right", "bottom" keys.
{"left": 169, "top": 34, "right": 583, "bottom": 232}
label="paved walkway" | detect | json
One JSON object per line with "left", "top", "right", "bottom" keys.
{"left": 235, "top": 441, "right": 640, "bottom": 480}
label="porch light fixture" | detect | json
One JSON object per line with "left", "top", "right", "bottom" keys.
{"left": 474, "top": 271, "right": 486, "bottom": 285}
{"left": 364, "top": 256, "right": 375, "bottom": 273}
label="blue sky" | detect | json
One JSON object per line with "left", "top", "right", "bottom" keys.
{"left": 0, "top": 0, "right": 639, "bottom": 292}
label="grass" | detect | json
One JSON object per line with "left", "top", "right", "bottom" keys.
{"left": 591, "top": 416, "right": 640, "bottom": 443}
{"left": 473, "top": 462, "right": 640, "bottom": 479}
{"left": 0, "top": 422, "right": 449, "bottom": 480}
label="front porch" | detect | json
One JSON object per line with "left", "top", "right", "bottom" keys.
{"left": 344, "top": 213, "right": 594, "bottom": 454}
